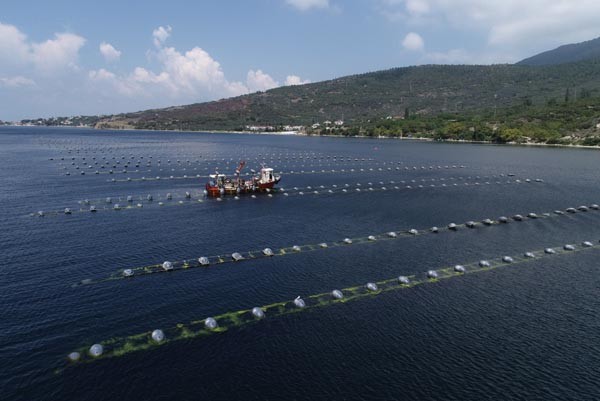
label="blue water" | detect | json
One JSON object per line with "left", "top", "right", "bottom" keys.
{"left": 1, "top": 126, "right": 599, "bottom": 400}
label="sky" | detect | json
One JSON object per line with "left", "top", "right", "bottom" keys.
{"left": 1, "top": 0, "right": 600, "bottom": 120}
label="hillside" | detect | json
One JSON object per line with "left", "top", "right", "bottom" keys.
{"left": 96, "top": 59, "right": 600, "bottom": 131}
{"left": 518, "top": 37, "right": 600, "bottom": 66}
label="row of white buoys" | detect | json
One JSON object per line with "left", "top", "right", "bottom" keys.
{"left": 68, "top": 234, "right": 600, "bottom": 362}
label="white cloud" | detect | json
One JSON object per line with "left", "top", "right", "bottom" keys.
{"left": 246, "top": 69, "right": 279, "bottom": 92}
{"left": 89, "top": 27, "right": 251, "bottom": 101}
{"left": 284, "top": 75, "right": 311, "bottom": 86}
{"left": 286, "top": 0, "right": 329, "bottom": 11}
{"left": 99, "top": 42, "right": 121, "bottom": 62}
{"left": 405, "top": 0, "right": 429, "bottom": 15}
{"left": 380, "top": 0, "right": 600, "bottom": 62}
{"left": 402, "top": 32, "right": 424, "bottom": 51}
{"left": 152, "top": 25, "right": 172, "bottom": 47}
{"left": 0, "top": 22, "right": 30, "bottom": 65}
{"left": 30, "top": 33, "right": 86, "bottom": 74}
{"left": 0, "top": 75, "right": 35, "bottom": 87}
{"left": 0, "top": 22, "right": 85, "bottom": 74}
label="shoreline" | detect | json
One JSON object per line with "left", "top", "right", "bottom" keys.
{"left": 4, "top": 124, "right": 599, "bottom": 150}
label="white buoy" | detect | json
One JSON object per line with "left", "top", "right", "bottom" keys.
{"left": 90, "top": 206, "right": 97, "bottom": 212}
{"left": 466, "top": 221, "right": 476, "bottom": 228}
{"left": 408, "top": 229, "right": 418, "bottom": 235}
{"left": 162, "top": 261, "right": 173, "bottom": 271}
{"left": 293, "top": 296, "right": 306, "bottom": 308}
{"left": 205, "top": 317, "right": 218, "bottom": 330}
{"left": 252, "top": 307, "right": 265, "bottom": 318}
{"left": 498, "top": 216, "right": 508, "bottom": 223}
{"left": 582, "top": 241, "right": 593, "bottom": 247}
{"left": 232, "top": 252, "right": 244, "bottom": 261}
{"left": 524, "top": 252, "right": 536, "bottom": 258}
{"left": 151, "top": 329, "right": 165, "bottom": 343}
{"left": 427, "top": 270, "right": 438, "bottom": 279}
{"left": 123, "top": 269, "right": 134, "bottom": 277}
{"left": 502, "top": 256, "right": 514, "bottom": 263}
{"left": 366, "top": 282, "right": 378, "bottom": 291}
{"left": 448, "top": 223, "right": 457, "bottom": 230}
{"left": 319, "top": 243, "right": 328, "bottom": 248}
{"left": 64, "top": 208, "right": 72, "bottom": 215}
{"left": 262, "top": 248, "right": 274, "bottom": 256}
{"left": 67, "top": 352, "right": 81, "bottom": 362}
{"left": 513, "top": 214, "right": 523, "bottom": 221}
{"left": 292, "top": 245, "right": 301, "bottom": 252}
{"left": 544, "top": 248, "right": 556, "bottom": 254}
{"left": 482, "top": 219, "right": 493, "bottom": 225}
{"left": 479, "top": 260, "right": 490, "bottom": 267}
{"left": 454, "top": 265, "right": 466, "bottom": 273}
{"left": 527, "top": 213, "right": 538, "bottom": 219}
{"left": 198, "top": 257, "right": 209, "bottom": 266}
{"left": 591, "top": 204, "right": 599, "bottom": 210}
{"left": 331, "top": 289, "right": 344, "bottom": 299}
{"left": 566, "top": 207, "right": 576, "bottom": 213}
{"left": 89, "top": 344, "right": 103, "bottom": 357}
{"left": 564, "top": 244, "right": 575, "bottom": 251}
{"left": 387, "top": 231, "right": 397, "bottom": 238}
{"left": 367, "top": 235, "right": 376, "bottom": 241}
{"left": 398, "top": 276, "right": 410, "bottom": 285}
{"left": 343, "top": 238, "right": 353, "bottom": 244}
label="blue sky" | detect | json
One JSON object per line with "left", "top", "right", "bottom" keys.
{"left": 2, "top": 0, "right": 600, "bottom": 120}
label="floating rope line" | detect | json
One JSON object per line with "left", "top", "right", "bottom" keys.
{"left": 63, "top": 239, "right": 600, "bottom": 366}
{"left": 72, "top": 202, "right": 599, "bottom": 286}
{"left": 71, "top": 174, "right": 511, "bottom": 210}
{"left": 33, "top": 176, "right": 535, "bottom": 218}
{"left": 103, "top": 164, "right": 470, "bottom": 182}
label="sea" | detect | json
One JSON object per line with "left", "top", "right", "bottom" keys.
{"left": 1, "top": 126, "right": 599, "bottom": 401}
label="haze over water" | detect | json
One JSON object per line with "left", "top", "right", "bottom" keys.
{"left": 1, "top": 127, "right": 599, "bottom": 401}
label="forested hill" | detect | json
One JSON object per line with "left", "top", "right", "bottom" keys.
{"left": 95, "top": 59, "right": 600, "bottom": 131}
{"left": 518, "top": 37, "right": 600, "bottom": 66}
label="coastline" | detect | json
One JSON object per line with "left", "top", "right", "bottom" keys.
{"left": 4, "top": 124, "right": 599, "bottom": 150}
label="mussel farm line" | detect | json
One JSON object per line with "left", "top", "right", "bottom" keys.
{"left": 102, "top": 164, "right": 469, "bottom": 182}
{"left": 35, "top": 177, "right": 536, "bottom": 218}
{"left": 74, "top": 202, "right": 600, "bottom": 286}
{"left": 65, "top": 239, "right": 600, "bottom": 366}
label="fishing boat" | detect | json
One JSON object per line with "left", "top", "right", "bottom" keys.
{"left": 205, "top": 161, "right": 281, "bottom": 197}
